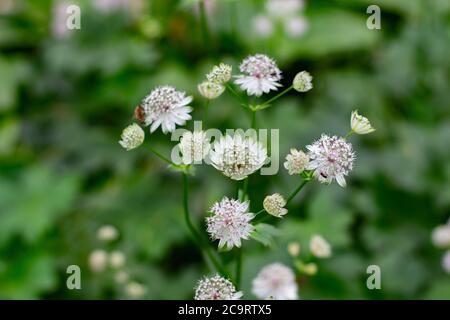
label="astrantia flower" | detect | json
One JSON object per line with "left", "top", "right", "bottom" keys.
{"left": 206, "top": 63, "right": 232, "bottom": 84}
{"left": 431, "top": 225, "right": 450, "bottom": 248}
{"left": 198, "top": 81, "right": 225, "bottom": 99}
{"left": 287, "top": 242, "right": 301, "bottom": 257}
{"left": 293, "top": 71, "right": 313, "bottom": 92}
{"left": 119, "top": 123, "right": 145, "bottom": 151}
{"left": 351, "top": 110, "right": 375, "bottom": 134}
{"left": 195, "top": 275, "right": 243, "bottom": 300}
{"left": 284, "top": 148, "right": 309, "bottom": 175}
{"left": 141, "top": 85, "right": 193, "bottom": 134}
{"left": 309, "top": 234, "right": 332, "bottom": 258}
{"left": 206, "top": 197, "right": 254, "bottom": 250}
{"left": 306, "top": 134, "right": 355, "bottom": 187}
{"left": 263, "top": 193, "right": 288, "bottom": 218}
{"left": 210, "top": 133, "right": 267, "bottom": 180}
{"left": 252, "top": 263, "right": 298, "bottom": 300}
{"left": 178, "top": 130, "right": 210, "bottom": 165}
{"left": 234, "top": 54, "right": 282, "bottom": 96}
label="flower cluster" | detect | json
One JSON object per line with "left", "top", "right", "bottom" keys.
{"left": 178, "top": 130, "right": 210, "bottom": 165}
{"left": 263, "top": 193, "right": 288, "bottom": 217}
{"left": 306, "top": 134, "right": 355, "bottom": 187}
{"left": 118, "top": 52, "right": 376, "bottom": 300}
{"left": 234, "top": 54, "right": 282, "bottom": 96}
{"left": 195, "top": 275, "right": 242, "bottom": 300}
{"left": 198, "top": 63, "right": 232, "bottom": 99}
{"left": 141, "top": 85, "right": 193, "bottom": 134}
{"left": 210, "top": 133, "right": 268, "bottom": 180}
{"left": 252, "top": 263, "right": 298, "bottom": 300}
{"left": 284, "top": 148, "right": 309, "bottom": 175}
{"left": 206, "top": 197, "right": 254, "bottom": 250}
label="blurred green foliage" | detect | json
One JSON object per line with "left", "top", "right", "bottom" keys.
{"left": 0, "top": 0, "right": 449, "bottom": 299}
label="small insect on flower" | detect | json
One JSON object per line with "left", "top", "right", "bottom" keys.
{"left": 133, "top": 105, "right": 146, "bottom": 123}
{"left": 140, "top": 85, "right": 193, "bottom": 134}
{"left": 206, "top": 63, "right": 233, "bottom": 84}
{"left": 195, "top": 274, "right": 243, "bottom": 300}
{"left": 306, "top": 134, "right": 355, "bottom": 187}
{"left": 351, "top": 110, "right": 376, "bottom": 134}
{"left": 252, "top": 263, "right": 298, "bottom": 300}
{"left": 234, "top": 54, "right": 282, "bottom": 97}
{"left": 292, "top": 71, "right": 313, "bottom": 92}
{"left": 209, "top": 133, "right": 268, "bottom": 180}
{"left": 309, "top": 234, "right": 332, "bottom": 258}
{"left": 178, "top": 130, "right": 210, "bottom": 165}
{"left": 119, "top": 123, "right": 145, "bottom": 151}
{"left": 198, "top": 81, "right": 225, "bottom": 99}
{"left": 263, "top": 193, "right": 288, "bottom": 218}
{"left": 206, "top": 197, "right": 254, "bottom": 250}
{"left": 284, "top": 148, "right": 309, "bottom": 175}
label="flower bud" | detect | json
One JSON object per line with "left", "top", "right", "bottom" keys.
{"left": 263, "top": 193, "right": 288, "bottom": 218}
{"left": 198, "top": 81, "right": 225, "bottom": 99}
{"left": 119, "top": 123, "right": 144, "bottom": 151}
{"left": 293, "top": 71, "right": 313, "bottom": 92}
{"left": 351, "top": 110, "right": 375, "bottom": 134}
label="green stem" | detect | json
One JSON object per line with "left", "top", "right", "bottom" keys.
{"left": 203, "top": 99, "right": 210, "bottom": 123}
{"left": 235, "top": 248, "right": 242, "bottom": 289}
{"left": 286, "top": 179, "right": 309, "bottom": 205}
{"left": 182, "top": 173, "right": 227, "bottom": 276}
{"left": 259, "top": 85, "right": 293, "bottom": 109}
{"left": 250, "top": 110, "right": 257, "bottom": 129}
{"left": 199, "top": 0, "right": 210, "bottom": 51}
{"left": 225, "top": 83, "right": 248, "bottom": 109}
{"left": 345, "top": 130, "right": 354, "bottom": 139}
{"left": 149, "top": 146, "right": 175, "bottom": 165}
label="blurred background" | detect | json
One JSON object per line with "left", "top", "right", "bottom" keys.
{"left": 0, "top": 0, "right": 449, "bottom": 299}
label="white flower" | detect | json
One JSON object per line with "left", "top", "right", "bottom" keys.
{"left": 253, "top": 15, "right": 274, "bottom": 37}
{"left": 97, "top": 225, "right": 119, "bottom": 242}
{"left": 198, "top": 81, "right": 225, "bottom": 99}
{"left": 206, "top": 197, "right": 254, "bottom": 250}
{"left": 88, "top": 250, "right": 108, "bottom": 272}
{"left": 285, "top": 16, "right": 308, "bottom": 37}
{"left": 119, "top": 123, "right": 145, "bottom": 151}
{"left": 252, "top": 263, "right": 298, "bottom": 300}
{"left": 195, "top": 274, "right": 242, "bottom": 300}
{"left": 141, "top": 85, "right": 193, "bottom": 134}
{"left": 284, "top": 148, "right": 309, "bottom": 175}
{"left": 209, "top": 133, "right": 267, "bottom": 180}
{"left": 266, "top": 0, "right": 304, "bottom": 18}
{"left": 206, "top": 63, "right": 232, "bottom": 84}
{"left": 310, "top": 234, "right": 332, "bottom": 258}
{"left": 351, "top": 110, "right": 375, "bottom": 134}
{"left": 110, "top": 251, "right": 126, "bottom": 269}
{"left": 125, "top": 282, "right": 146, "bottom": 298}
{"left": 442, "top": 251, "right": 450, "bottom": 274}
{"left": 431, "top": 225, "right": 450, "bottom": 248}
{"left": 287, "top": 242, "right": 301, "bottom": 257}
{"left": 292, "top": 71, "right": 313, "bottom": 92}
{"left": 263, "top": 193, "right": 288, "bottom": 218}
{"left": 178, "top": 131, "right": 210, "bottom": 165}
{"left": 234, "top": 54, "right": 282, "bottom": 96}
{"left": 306, "top": 134, "right": 355, "bottom": 187}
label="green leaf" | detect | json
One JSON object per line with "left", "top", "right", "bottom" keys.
{"left": 251, "top": 223, "right": 280, "bottom": 247}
